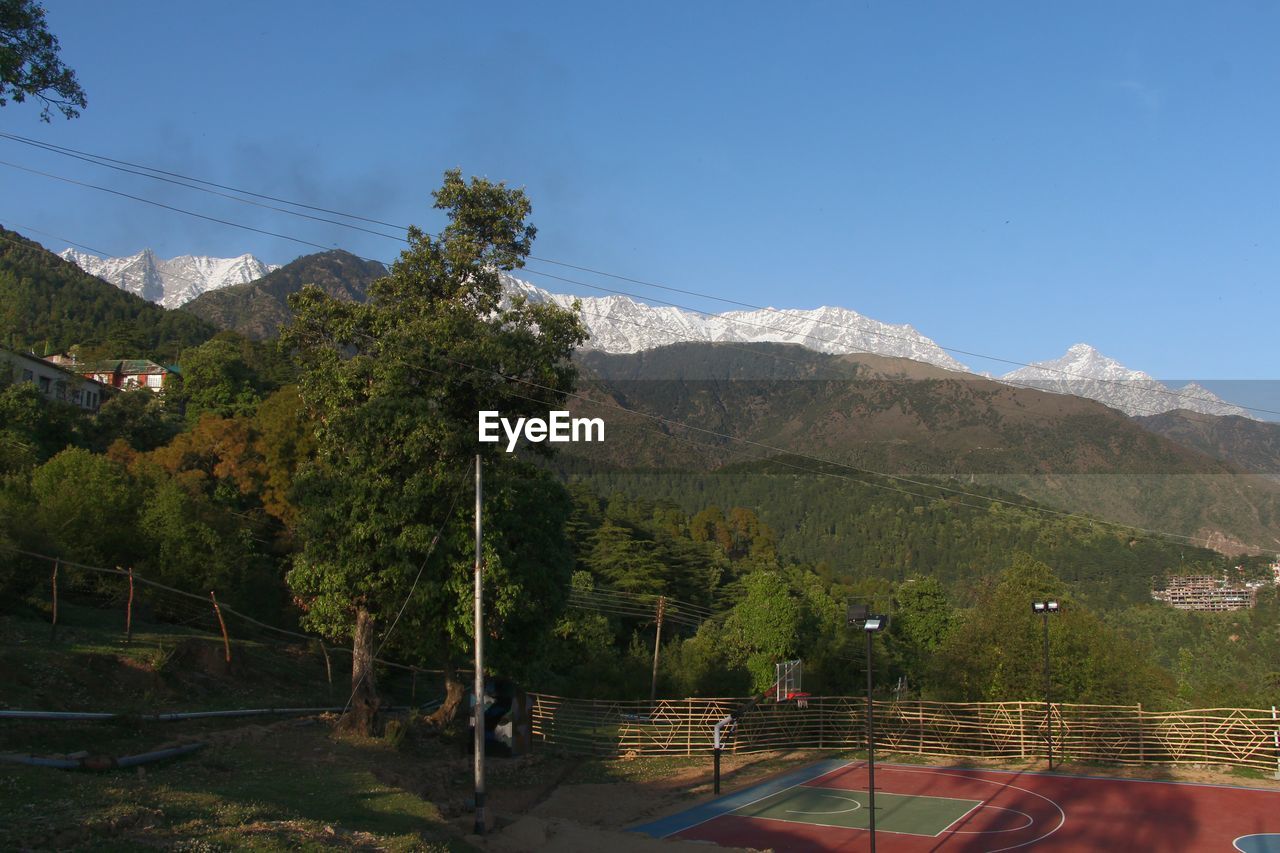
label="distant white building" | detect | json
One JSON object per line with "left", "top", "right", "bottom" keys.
{"left": 1, "top": 347, "right": 111, "bottom": 412}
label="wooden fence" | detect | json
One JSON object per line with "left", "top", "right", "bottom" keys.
{"left": 528, "top": 694, "right": 1280, "bottom": 773}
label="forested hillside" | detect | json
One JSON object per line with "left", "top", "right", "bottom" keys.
{"left": 567, "top": 343, "right": 1280, "bottom": 554}
{"left": 556, "top": 459, "right": 1216, "bottom": 608}
{"left": 0, "top": 226, "right": 217, "bottom": 362}
{"left": 181, "top": 250, "right": 386, "bottom": 339}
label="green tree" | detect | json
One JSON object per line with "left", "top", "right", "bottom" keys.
{"left": 89, "top": 388, "right": 180, "bottom": 452}
{"left": 931, "top": 554, "right": 1164, "bottom": 705}
{"left": 30, "top": 447, "right": 138, "bottom": 567}
{"left": 175, "top": 336, "right": 263, "bottom": 423}
{"left": 0, "top": 0, "right": 86, "bottom": 120}
{"left": 281, "top": 170, "right": 586, "bottom": 731}
{"left": 890, "top": 576, "right": 955, "bottom": 692}
{"left": 0, "top": 381, "right": 80, "bottom": 466}
{"left": 723, "top": 571, "right": 803, "bottom": 693}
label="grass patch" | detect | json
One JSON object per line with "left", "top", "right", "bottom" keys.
{"left": 0, "top": 722, "right": 475, "bottom": 851}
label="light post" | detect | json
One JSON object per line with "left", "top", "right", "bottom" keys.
{"left": 1031, "top": 600, "right": 1060, "bottom": 770}
{"left": 848, "top": 604, "right": 889, "bottom": 853}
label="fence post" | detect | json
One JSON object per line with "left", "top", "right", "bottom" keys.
{"left": 819, "top": 697, "right": 825, "bottom": 749}
{"left": 592, "top": 698, "right": 600, "bottom": 758}
{"left": 49, "top": 559, "right": 60, "bottom": 643}
{"left": 1137, "top": 703, "right": 1145, "bottom": 764}
{"left": 209, "top": 591, "right": 231, "bottom": 664}
{"left": 686, "top": 699, "right": 693, "bottom": 757}
{"left": 125, "top": 566, "right": 135, "bottom": 642}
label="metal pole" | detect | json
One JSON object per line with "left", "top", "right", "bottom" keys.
{"left": 866, "top": 628, "right": 877, "bottom": 853}
{"left": 1043, "top": 610, "right": 1053, "bottom": 772}
{"left": 473, "top": 454, "right": 485, "bottom": 835}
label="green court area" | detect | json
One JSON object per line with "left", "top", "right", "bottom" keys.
{"left": 733, "top": 785, "right": 982, "bottom": 836}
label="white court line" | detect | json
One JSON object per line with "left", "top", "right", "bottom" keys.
{"left": 950, "top": 805, "right": 1035, "bottom": 834}
{"left": 785, "top": 793, "right": 864, "bottom": 816}
{"left": 884, "top": 766, "right": 1067, "bottom": 851}
{"left": 659, "top": 759, "right": 847, "bottom": 838}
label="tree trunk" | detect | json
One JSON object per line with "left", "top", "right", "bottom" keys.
{"left": 428, "top": 659, "right": 467, "bottom": 729}
{"left": 341, "top": 605, "right": 381, "bottom": 735}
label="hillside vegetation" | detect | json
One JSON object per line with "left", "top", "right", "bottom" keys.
{"left": 180, "top": 250, "right": 386, "bottom": 340}
{"left": 0, "top": 226, "right": 217, "bottom": 362}
{"left": 569, "top": 343, "right": 1280, "bottom": 553}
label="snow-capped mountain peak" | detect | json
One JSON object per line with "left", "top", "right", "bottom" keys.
{"left": 59, "top": 248, "right": 279, "bottom": 309}
{"left": 501, "top": 272, "right": 971, "bottom": 372}
{"left": 1002, "top": 345, "right": 1253, "bottom": 419}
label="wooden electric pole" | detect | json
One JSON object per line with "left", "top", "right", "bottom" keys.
{"left": 650, "top": 595, "right": 666, "bottom": 703}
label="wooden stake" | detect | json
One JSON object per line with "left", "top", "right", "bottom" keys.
{"left": 209, "top": 591, "right": 231, "bottom": 664}
{"left": 319, "top": 642, "right": 333, "bottom": 693}
{"left": 125, "top": 567, "right": 135, "bottom": 642}
{"left": 49, "top": 559, "right": 60, "bottom": 643}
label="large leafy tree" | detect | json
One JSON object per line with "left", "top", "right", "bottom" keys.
{"left": 0, "top": 0, "right": 86, "bottom": 121}
{"left": 281, "top": 170, "right": 586, "bottom": 731}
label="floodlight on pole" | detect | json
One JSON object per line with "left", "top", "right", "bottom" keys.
{"left": 1031, "top": 599, "right": 1061, "bottom": 771}
{"left": 850, "top": 606, "right": 889, "bottom": 853}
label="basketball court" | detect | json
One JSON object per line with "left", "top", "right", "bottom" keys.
{"left": 632, "top": 759, "right": 1280, "bottom": 850}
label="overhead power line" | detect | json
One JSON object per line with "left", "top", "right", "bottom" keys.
{"left": 1, "top": 132, "right": 1271, "bottom": 418}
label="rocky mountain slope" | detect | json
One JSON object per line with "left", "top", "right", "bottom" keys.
{"left": 179, "top": 251, "right": 387, "bottom": 340}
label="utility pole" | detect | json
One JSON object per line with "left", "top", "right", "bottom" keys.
{"left": 473, "top": 455, "right": 485, "bottom": 835}
{"left": 650, "top": 595, "right": 666, "bottom": 703}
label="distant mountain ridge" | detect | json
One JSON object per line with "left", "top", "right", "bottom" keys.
{"left": 568, "top": 342, "right": 1280, "bottom": 554}
{"left": 1001, "top": 343, "right": 1252, "bottom": 420}
{"left": 65, "top": 248, "right": 1254, "bottom": 420}
{"left": 179, "top": 250, "right": 387, "bottom": 340}
{"left": 59, "top": 248, "right": 279, "bottom": 309}
{"left": 504, "top": 274, "right": 972, "bottom": 371}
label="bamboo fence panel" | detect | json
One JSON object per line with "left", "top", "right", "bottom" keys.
{"left": 528, "top": 694, "right": 1280, "bottom": 773}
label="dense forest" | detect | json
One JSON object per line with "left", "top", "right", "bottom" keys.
{"left": 3, "top": 368, "right": 1277, "bottom": 710}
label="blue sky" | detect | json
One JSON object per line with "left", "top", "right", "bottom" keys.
{"left": 3, "top": 1, "right": 1278, "bottom": 385}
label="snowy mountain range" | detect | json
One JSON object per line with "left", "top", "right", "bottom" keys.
{"left": 1000, "top": 343, "right": 1252, "bottom": 420}
{"left": 59, "top": 248, "right": 278, "bottom": 309}
{"left": 503, "top": 275, "right": 971, "bottom": 371}
{"left": 59, "top": 248, "right": 1254, "bottom": 421}
{"left": 506, "top": 276, "right": 1254, "bottom": 420}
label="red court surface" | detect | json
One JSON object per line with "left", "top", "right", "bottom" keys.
{"left": 633, "top": 759, "right": 1280, "bottom": 851}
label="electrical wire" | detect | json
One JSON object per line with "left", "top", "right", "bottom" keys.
{"left": 2, "top": 132, "right": 1272, "bottom": 418}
